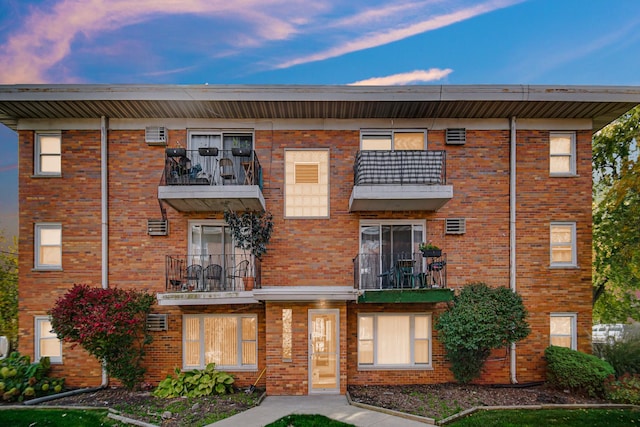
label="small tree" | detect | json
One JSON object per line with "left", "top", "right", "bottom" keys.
{"left": 435, "top": 282, "right": 530, "bottom": 383}
{"left": 0, "top": 233, "right": 18, "bottom": 351}
{"left": 48, "top": 284, "right": 155, "bottom": 389}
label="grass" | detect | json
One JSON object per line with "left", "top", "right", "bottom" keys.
{"left": 448, "top": 408, "right": 640, "bottom": 426}
{"left": 0, "top": 408, "right": 122, "bottom": 426}
{"left": 266, "top": 414, "right": 354, "bottom": 426}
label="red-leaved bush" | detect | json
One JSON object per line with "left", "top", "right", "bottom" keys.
{"left": 48, "top": 284, "right": 155, "bottom": 389}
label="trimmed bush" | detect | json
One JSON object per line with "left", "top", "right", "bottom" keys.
{"left": 545, "top": 345, "right": 614, "bottom": 397}
{"left": 435, "top": 283, "right": 530, "bottom": 383}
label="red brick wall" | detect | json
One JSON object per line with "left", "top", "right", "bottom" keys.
{"left": 17, "top": 125, "right": 592, "bottom": 390}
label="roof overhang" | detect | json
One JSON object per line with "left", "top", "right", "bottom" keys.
{"left": 1, "top": 84, "right": 639, "bottom": 131}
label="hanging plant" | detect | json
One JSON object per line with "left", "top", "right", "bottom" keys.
{"left": 223, "top": 209, "right": 274, "bottom": 259}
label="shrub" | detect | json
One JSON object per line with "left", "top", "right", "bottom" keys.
{"left": 604, "top": 373, "right": 640, "bottom": 404}
{"left": 0, "top": 352, "right": 65, "bottom": 402}
{"left": 434, "top": 283, "right": 530, "bottom": 383}
{"left": 593, "top": 327, "right": 640, "bottom": 377}
{"left": 153, "top": 363, "right": 234, "bottom": 398}
{"left": 545, "top": 345, "right": 614, "bottom": 397}
{"left": 48, "top": 284, "right": 155, "bottom": 390}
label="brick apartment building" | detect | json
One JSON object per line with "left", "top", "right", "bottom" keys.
{"left": 1, "top": 84, "right": 639, "bottom": 395}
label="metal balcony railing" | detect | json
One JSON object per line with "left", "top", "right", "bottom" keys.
{"left": 353, "top": 150, "right": 446, "bottom": 185}
{"left": 161, "top": 148, "right": 262, "bottom": 187}
{"left": 165, "top": 254, "right": 261, "bottom": 292}
{"left": 353, "top": 251, "right": 447, "bottom": 290}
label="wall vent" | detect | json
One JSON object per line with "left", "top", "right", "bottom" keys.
{"left": 446, "top": 128, "right": 466, "bottom": 145}
{"left": 146, "top": 314, "right": 168, "bottom": 331}
{"left": 445, "top": 218, "right": 466, "bottom": 234}
{"left": 147, "top": 219, "right": 168, "bottom": 236}
{"left": 145, "top": 126, "right": 167, "bottom": 145}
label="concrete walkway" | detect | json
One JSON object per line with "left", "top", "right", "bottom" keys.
{"left": 209, "top": 394, "right": 436, "bottom": 427}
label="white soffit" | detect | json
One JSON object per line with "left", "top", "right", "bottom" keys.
{"left": 253, "top": 286, "right": 359, "bottom": 301}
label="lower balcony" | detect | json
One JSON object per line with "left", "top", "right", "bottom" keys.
{"left": 353, "top": 252, "right": 453, "bottom": 303}
{"left": 157, "top": 254, "right": 261, "bottom": 306}
{"left": 158, "top": 148, "right": 265, "bottom": 212}
{"left": 349, "top": 150, "right": 453, "bottom": 211}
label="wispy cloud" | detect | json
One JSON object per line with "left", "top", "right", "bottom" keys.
{"left": 275, "top": 0, "right": 523, "bottom": 69}
{"left": 0, "top": 164, "right": 18, "bottom": 172}
{"left": 0, "top": 0, "right": 305, "bottom": 83}
{"left": 350, "top": 68, "right": 453, "bottom": 85}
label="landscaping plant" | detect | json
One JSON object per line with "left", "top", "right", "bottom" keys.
{"left": 0, "top": 352, "right": 65, "bottom": 402}
{"left": 545, "top": 345, "right": 614, "bottom": 397}
{"left": 153, "top": 363, "right": 235, "bottom": 398}
{"left": 435, "top": 282, "right": 530, "bottom": 383}
{"left": 48, "top": 284, "right": 155, "bottom": 390}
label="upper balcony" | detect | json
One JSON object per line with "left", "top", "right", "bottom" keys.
{"left": 349, "top": 150, "right": 453, "bottom": 211}
{"left": 353, "top": 251, "right": 453, "bottom": 303}
{"left": 158, "top": 148, "right": 265, "bottom": 212}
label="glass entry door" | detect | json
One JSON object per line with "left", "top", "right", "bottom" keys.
{"left": 309, "top": 310, "right": 339, "bottom": 393}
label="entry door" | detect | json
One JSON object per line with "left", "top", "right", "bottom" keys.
{"left": 309, "top": 309, "right": 339, "bottom": 394}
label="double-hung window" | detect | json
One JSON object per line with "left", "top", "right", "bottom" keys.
{"left": 361, "top": 130, "right": 426, "bottom": 150}
{"left": 550, "top": 222, "right": 577, "bottom": 267}
{"left": 550, "top": 313, "right": 577, "bottom": 350}
{"left": 358, "top": 313, "right": 431, "bottom": 368}
{"left": 183, "top": 314, "right": 257, "bottom": 370}
{"left": 35, "top": 132, "right": 61, "bottom": 176}
{"left": 35, "top": 223, "right": 62, "bottom": 270}
{"left": 35, "top": 316, "right": 62, "bottom": 363}
{"left": 549, "top": 132, "right": 576, "bottom": 176}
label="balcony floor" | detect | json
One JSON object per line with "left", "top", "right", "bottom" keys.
{"left": 158, "top": 184, "right": 265, "bottom": 212}
{"left": 349, "top": 184, "right": 453, "bottom": 211}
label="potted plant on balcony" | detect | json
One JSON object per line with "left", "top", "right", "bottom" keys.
{"left": 223, "top": 209, "right": 274, "bottom": 291}
{"left": 231, "top": 137, "right": 252, "bottom": 157}
{"left": 419, "top": 241, "right": 442, "bottom": 257}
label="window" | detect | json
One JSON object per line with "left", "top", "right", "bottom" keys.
{"left": 358, "top": 313, "right": 431, "bottom": 368}
{"left": 361, "top": 130, "right": 426, "bottom": 150}
{"left": 35, "top": 223, "right": 62, "bottom": 270}
{"left": 282, "top": 308, "right": 292, "bottom": 362}
{"left": 35, "top": 317, "right": 62, "bottom": 363}
{"left": 285, "top": 150, "right": 329, "bottom": 218}
{"left": 183, "top": 314, "right": 257, "bottom": 370}
{"left": 549, "top": 132, "right": 576, "bottom": 175}
{"left": 35, "top": 132, "right": 61, "bottom": 175}
{"left": 550, "top": 313, "right": 576, "bottom": 350}
{"left": 550, "top": 222, "right": 577, "bottom": 267}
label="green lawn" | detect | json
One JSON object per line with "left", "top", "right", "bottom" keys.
{"left": 449, "top": 408, "right": 640, "bottom": 426}
{"left": 266, "top": 414, "right": 354, "bottom": 426}
{"left": 0, "top": 408, "right": 122, "bottom": 426}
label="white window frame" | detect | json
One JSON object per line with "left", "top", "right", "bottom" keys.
{"left": 550, "top": 222, "right": 577, "bottom": 268}
{"left": 34, "top": 316, "right": 62, "bottom": 364}
{"left": 34, "top": 132, "right": 62, "bottom": 176}
{"left": 550, "top": 313, "right": 577, "bottom": 350}
{"left": 357, "top": 313, "right": 432, "bottom": 369}
{"left": 183, "top": 314, "right": 257, "bottom": 371}
{"left": 34, "top": 223, "right": 62, "bottom": 270}
{"left": 360, "top": 129, "right": 427, "bottom": 151}
{"left": 549, "top": 131, "right": 576, "bottom": 176}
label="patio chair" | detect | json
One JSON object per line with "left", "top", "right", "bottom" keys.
{"left": 219, "top": 157, "right": 236, "bottom": 184}
{"left": 227, "top": 259, "right": 250, "bottom": 290}
{"left": 203, "top": 264, "right": 223, "bottom": 291}
{"left": 185, "top": 264, "right": 203, "bottom": 291}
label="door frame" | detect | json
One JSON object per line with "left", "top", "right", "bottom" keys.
{"left": 308, "top": 309, "right": 340, "bottom": 394}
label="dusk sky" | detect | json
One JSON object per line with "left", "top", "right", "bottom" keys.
{"left": 1, "top": 0, "right": 640, "bottom": 240}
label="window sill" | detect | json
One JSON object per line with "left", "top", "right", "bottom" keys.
{"left": 549, "top": 265, "right": 579, "bottom": 270}
{"left": 32, "top": 267, "right": 63, "bottom": 272}
{"left": 31, "top": 174, "right": 62, "bottom": 178}
{"left": 549, "top": 173, "right": 578, "bottom": 178}
{"left": 358, "top": 365, "right": 433, "bottom": 371}
{"left": 183, "top": 366, "right": 258, "bottom": 372}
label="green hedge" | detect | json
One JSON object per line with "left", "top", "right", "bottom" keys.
{"left": 545, "top": 345, "right": 614, "bottom": 397}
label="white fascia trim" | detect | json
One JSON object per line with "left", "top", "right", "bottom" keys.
{"left": 253, "top": 286, "right": 359, "bottom": 301}
{"left": 157, "top": 292, "right": 259, "bottom": 306}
